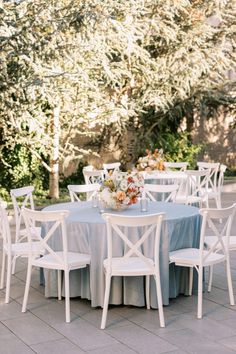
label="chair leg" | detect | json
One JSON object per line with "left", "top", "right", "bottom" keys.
{"left": 189, "top": 267, "right": 193, "bottom": 296}
{"left": 154, "top": 273, "right": 165, "bottom": 328}
{"left": 146, "top": 275, "right": 150, "bottom": 310}
{"left": 0, "top": 251, "right": 6, "bottom": 289}
{"left": 216, "top": 195, "right": 222, "bottom": 209}
{"left": 64, "top": 270, "right": 70, "bottom": 323}
{"left": 225, "top": 257, "right": 235, "bottom": 306}
{"left": 197, "top": 266, "right": 203, "bottom": 319}
{"left": 5, "top": 255, "right": 12, "bottom": 303}
{"left": 11, "top": 255, "right": 17, "bottom": 275}
{"left": 58, "top": 270, "right": 62, "bottom": 301}
{"left": 101, "top": 272, "right": 111, "bottom": 330}
{"left": 22, "top": 261, "right": 32, "bottom": 313}
{"left": 208, "top": 266, "right": 213, "bottom": 292}
{"left": 216, "top": 196, "right": 223, "bottom": 222}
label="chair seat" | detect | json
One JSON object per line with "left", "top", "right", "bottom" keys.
{"left": 175, "top": 195, "right": 202, "bottom": 204}
{"left": 33, "top": 251, "right": 91, "bottom": 270}
{"left": 169, "top": 248, "right": 225, "bottom": 267}
{"left": 5, "top": 241, "right": 44, "bottom": 256}
{"left": 19, "top": 226, "right": 41, "bottom": 237}
{"left": 205, "top": 236, "right": 236, "bottom": 251}
{"left": 207, "top": 192, "right": 220, "bottom": 200}
{"left": 103, "top": 257, "right": 154, "bottom": 276}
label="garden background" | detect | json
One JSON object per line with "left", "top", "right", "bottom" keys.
{"left": 0, "top": 0, "right": 235, "bottom": 204}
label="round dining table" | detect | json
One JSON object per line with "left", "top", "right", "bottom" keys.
{"left": 43, "top": 200, "right": 201, "bottom": 308}
{"left": 143, "top": 170, "right": 187, "bottom": 181}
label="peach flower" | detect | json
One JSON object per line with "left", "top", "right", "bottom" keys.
{"left": 116, "top": 191, "right": 126, "bottom": 201}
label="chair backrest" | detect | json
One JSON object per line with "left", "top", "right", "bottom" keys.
{"left": 22, "top": 208, "right": 69, "bottom": 267}
{"left": 164, "top": 162, "right": 188, "bottom": 171}
{"left": 83, "top": 170, "right": 104, "bottom": 185}
{"left": 199, "top": 204, "right": 236, "bottom": 265}
{"left": 82, "top": 165, "right": 94, "bottom": 172}
{"left": 144, "top": 184, "right": 179, "bottom": 202}
{"left": 67, "top": 184, "right": 100, "bottom": 202}
{"left": 103, "top": 162, "right": 121, "bottom": 175}
{"left": 102, "top": 213, "right": 164, "bottom": 273}
{"left": 10, "top": 186, "right": 35, "bottom": 242}
{"left": 218, "top": 164, "right": 227, "bottom": 192}
{"left": 182, "top": 169, "right": 211, "bottom": 201}
{"left": 0, "top": 202, "right": 12, "bottom": 254}
{"left": 197, "top": 162, "right": 220, "bottom": 193}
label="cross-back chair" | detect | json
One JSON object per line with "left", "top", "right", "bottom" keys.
{"left": 21, "top": 208, "right": 91, "bottom": 323}
{"left": 197, "top": 162, "right": 220, "bottom": 207}
{"left": 10, "top": 186, "right": 41, "bottom": 274}
{"left": 164, "top": 162, "right": 189, "bottom": 171}
{"left": 101, "top": 213, "right": 165, "bottom": 329}
{"left": 169, "top": 204, "right": 236, "bottom": 319}
{"left": 206, "top": 164, "right": 226, "bottom": 209}
{"left": 82, "top": 165, "right": 94, "bottom": 172}
{"left": 175, "top": 169, "right": 210, "bottom": 207}
{"left": 10, "top": 186, "right": 40, "bottom": 243}
{"left": 103, "top": 162, "right": 121, "bottom": 175}
{"left": 67, "top": 183, "right": 100, "bottom": 202}
{"left": 144, "top": 183, "right": 179, "bottom": 202}
{"left": 205, "top": 200, "right": 236, "bottom": 292}
{"left": 0, "top": 202, "right": 43, "bottom": 303}
{"left": 83, "top": 170, "right": 104, "bottom": 185}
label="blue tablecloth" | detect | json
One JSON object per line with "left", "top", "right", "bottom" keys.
{"left": 43, "top": 201, "right": 201, "bottom": 308}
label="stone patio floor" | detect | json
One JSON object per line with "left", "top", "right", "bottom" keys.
{"left": 0, "top": 184, "right": 236, "bottom": 353}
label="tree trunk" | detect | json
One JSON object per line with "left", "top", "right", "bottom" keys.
{"left": 185, "top": 100, "right": 194, "bottom": 137}
{"left": 49, "top": 169, "right": 59, "bottom": 199}
{"left": 49, "top": 106, "right": 60, "bottom": 199}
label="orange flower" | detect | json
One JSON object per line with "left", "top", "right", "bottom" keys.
{"left": 127, "top": 176, "right": 133, "bottom": 183}
{"left": 116, "top": 191, "right": 126, "bottom": 201}
{"left": 130, "top": 196, "right": 138, "bottom": 204}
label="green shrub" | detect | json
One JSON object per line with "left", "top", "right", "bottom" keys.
{"left": 154, "top": 131, "right": 203, "bottom": 169}
{"left": 0, "top": 145, "right": 48, "bottom": 200}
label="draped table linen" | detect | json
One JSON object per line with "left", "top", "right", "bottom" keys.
{"left": 43, "top": 201, "right": 201, "bottom": 308}
{"left": 143, "top": 170, "right": 187, "bottom": 202}
{"left": 143, "top": 170, "right": 187, "bottom": 181}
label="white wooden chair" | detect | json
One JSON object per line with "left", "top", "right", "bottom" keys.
{"left": 21, "top": 208, "right": 91, "bottom": 323}
{"left": 205, "top": 201, "right": 236, "bottom": 292}
{"left": 197, "top": 162, "right": 220, "bottom": 207}
{"left": 10, "top": 186, "right": 41, "bottom": 274}
{"left": 0, "top": 202, "right": 44, "bottom": 303}
{"left": 169, "top": 204, "right": 236, "bottom": 319}
{"left": 83, "top": 170, "right": 104, "bottom": 185}
{"left": 103, "top": 162, "right": 121, "bottom": 175}
{"left": 10, "top": 186, "right": 41, "bottom": 243}
{"left": 101, "top": 213, "right": 165, "bottom": 329}
{"left": 206, "top": 164, "right": 226, "bottom": 209}
{"left": 82, "top": 165, "right": 94, "bottom": 172}
{"left": 175, "top": 169, "right": 210, "bottom": 207}
{"left": 67, "top": 184, "right": 100, "bottom": 202}
{"left": 164, "top": 162, "right": 188, "bottom": 171}
{"left": 144, "top": 183, "right": 179, "bottom": 202}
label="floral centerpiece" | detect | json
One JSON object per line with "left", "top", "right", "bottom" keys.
{"left": 136, "top": 149, "right": 165, "bottom": 172}
{"left": 99, "top": 171, "right": 144, "bottom": 210}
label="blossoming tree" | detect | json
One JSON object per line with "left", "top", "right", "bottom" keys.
{"left": 0, "top": 0, "right": 235, "bottom": 197}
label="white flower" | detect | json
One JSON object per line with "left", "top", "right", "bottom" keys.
{"left": 123, "top": 197, "right": 130, "bottom": 205}
{"left": 116, "top": 174, "right": 123, "bottom": 181}
{"left": 120, "top": 180, "right": 128, "bottom": 191}
{"left": 148, "top": 159, "right": 155, "bottom": 167}
{"left": 99, "top": 171, "right": 143, "bottom": 209}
